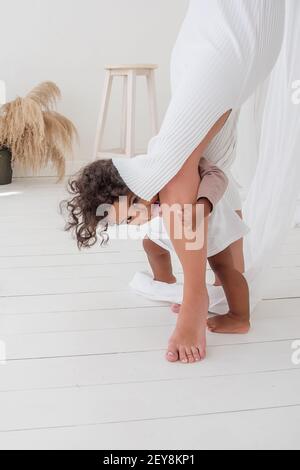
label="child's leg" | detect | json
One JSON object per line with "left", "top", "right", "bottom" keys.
{"left": 212, "top": 210, "right": 245, "bottom": 286}
{"left": 172, "top": 233, "right": 245, "bottom": 314}
{"left": 207, "top": 245, "right": 250, "bottom": 334}
{"left": 143, "top": 236, "right": 176, "bottom": 284}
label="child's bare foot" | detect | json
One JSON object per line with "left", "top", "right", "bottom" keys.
{"left": 167, "top": 294, "right": 208, "bottom": 364}
{"left": 171, "top": 303, "right": 181, "bottom": 314}
{"left": 207, "top": 312, "right": 250, "bottom": 334}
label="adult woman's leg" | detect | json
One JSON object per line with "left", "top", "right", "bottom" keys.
{"left": 159, "top": 110, "right": 232, "bottom": 364}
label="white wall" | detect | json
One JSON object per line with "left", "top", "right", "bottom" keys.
{"left": 0, "top": 0, "right": 188, "bottom": 175}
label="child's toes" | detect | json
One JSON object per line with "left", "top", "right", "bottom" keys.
{"left": 171, "top": 304, "right": 181, "bottom": 314}
{"left": 207, "top": 318, "right": 217, "bottom": 331}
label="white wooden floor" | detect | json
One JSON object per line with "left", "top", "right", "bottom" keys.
{"left": 0, "top": 178, "right": 299, "bottom": 450}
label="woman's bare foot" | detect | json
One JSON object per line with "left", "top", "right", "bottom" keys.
{"left": 167, "top": 294, "right": 208, "bottom": 364}
{"left": 207, "top": 312, "right": 250, "bottom": 334}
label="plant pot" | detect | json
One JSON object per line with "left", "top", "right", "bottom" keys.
{"left": 0, "top": 148, "right": 12, "bottom": 185}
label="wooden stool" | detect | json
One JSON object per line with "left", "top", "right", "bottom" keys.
{"left": 94, "top": 64, "right": 159, "bottom": 159}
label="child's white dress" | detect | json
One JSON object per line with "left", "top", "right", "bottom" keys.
{"left": 146, "top": 186, "right": 249, "bottom": 259}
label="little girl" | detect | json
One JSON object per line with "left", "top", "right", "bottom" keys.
{"left": 130, "top": 157, "right": 250, "bottom": 334}
{"left": 63, "top": 157, "right": 250, "bottom": 344}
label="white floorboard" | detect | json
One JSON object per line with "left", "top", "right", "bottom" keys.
{"left": 0, "top": 369, "right": 300, "bottom": 432}
{"left": 0, "top": 297, "right": 298, "bottom": 335}
{"left": 0, "top": 179, "right": 299, "bottom": 450}
{"left": 1, "top": 406, "right": 298, "bottom": 450}
{"left": 0, "top": 341, "right": 297, "bottom": 392}
{"left": 1, "top": 315, "right": 300, "bottom": 360}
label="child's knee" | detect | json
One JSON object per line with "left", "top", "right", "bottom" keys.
{"left": 143, "top": 237, "right": 169, "bottom": 257}
{"left": 209, "top": 256, "right": 230, "bottom": 279}
{"left": 212, "top": 264, "right": 228, "bottom": 280}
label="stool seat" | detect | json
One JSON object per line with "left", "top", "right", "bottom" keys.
{"left": 105, "top": 64, "right": 158, "bottom": 71}
{"left": 94, "top": 64, "right": 159, "bottom": 160}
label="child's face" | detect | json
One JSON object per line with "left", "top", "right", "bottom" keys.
{"left": 108, "top": 195, "right": 160, "bottom": 226}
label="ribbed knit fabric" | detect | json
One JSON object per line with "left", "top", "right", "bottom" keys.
{"left": 113, "top": 0, "right": 285, "bottom": 202}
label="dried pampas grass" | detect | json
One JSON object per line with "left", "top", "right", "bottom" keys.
{"left": 0, "top": 82, "right": 78, "bottom": 180}
{"left": 43, "top": 111, "right": 78, "bottom": 179}
{"left": 27, "top": 82, "right": 61, "bottom": 110}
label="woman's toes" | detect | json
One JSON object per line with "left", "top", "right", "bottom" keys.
{"left": 186, "top": 348, "right": 195, "bottom": 364}
{"left": 179, "top": 346, "right": 188, "bottom": 364}
{"left": 191, "top": 346, "right": 201, "bottom": 362}
{"left": 166, "top": 344, "right": 179, "bottom": 363}
{"left": 198, "top": 345, "right": 206, "bottom": 360}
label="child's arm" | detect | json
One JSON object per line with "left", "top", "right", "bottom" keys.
{"left": 197, "top": 157, "right": 229, "bottom": 211}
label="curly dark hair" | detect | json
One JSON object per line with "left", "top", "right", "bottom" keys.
{"left": 61, "top": 159, "right": 132, "bottom": 249}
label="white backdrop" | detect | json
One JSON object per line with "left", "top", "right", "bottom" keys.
{"left": 1, "top": 0, "right": 299, "bottom": 231}
{"left": 240, "top": 0, "right": 300, "bottom": 305}
{"left": 0, "top": 0, "right": 189, "bottom": 174}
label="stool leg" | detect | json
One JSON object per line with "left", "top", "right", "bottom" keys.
{"left": 147, "top": 70, "right": 159, "bottom": 136}
{"left": 93, "top": 71, "right": 113, "bottom": 160}
{"left": 120, "top": 76, "right": 128, "bottom": 154}
{"left": 125, "top": 70, "right": 137, "bottom": 158}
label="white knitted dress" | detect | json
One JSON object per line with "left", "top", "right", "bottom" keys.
{"left": 113, "top": 0, "right": 285, "bottom": 203}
